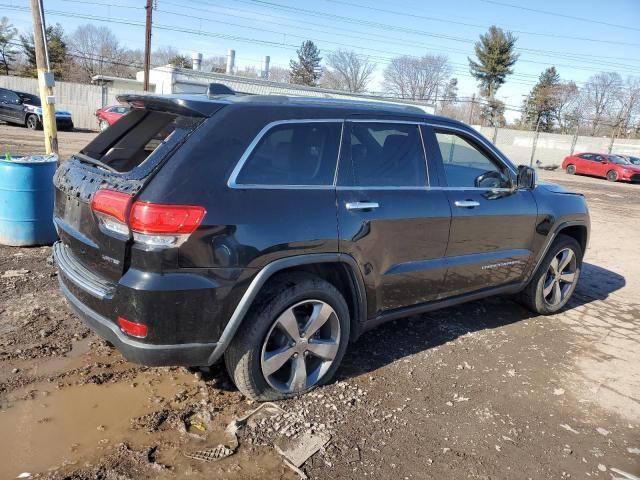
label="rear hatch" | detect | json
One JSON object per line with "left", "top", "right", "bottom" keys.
{"left": 54, "top": 95, "right": 224, "bottom": 284}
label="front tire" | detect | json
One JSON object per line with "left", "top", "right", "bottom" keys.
{"left": 99, "top": 119, "right": 109, "bottom": 131}
{"left": 607, "top": 170, "right": 618, "bottom": 182}
{"left": 520, "top": 234, "right": 582, "bottom": 315}
{"left": 566, "top": 164, "right": 576, "bottom": 175}
{"left": 224, "top": 273, "right": 350, "bottom": 401}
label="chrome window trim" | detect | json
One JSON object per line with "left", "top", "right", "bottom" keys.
{"left": 426, "top": 122, "right": 518, "bottom": 177}
{"left": 338, "top": 119, "right": 431, "bottom": 188}
{"left": 228, "top": 118, "right": 344, "bottom": 189}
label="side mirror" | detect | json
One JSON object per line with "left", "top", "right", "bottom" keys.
{"left": 601, "top": 160, "right": 608, "bottom": 164}
{"left": 516, "top": 165, "right": 536, "bottom": 189}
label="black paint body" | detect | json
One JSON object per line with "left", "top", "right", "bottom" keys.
{"left": 52, "top": 94, "right": 589, "bottom": 366}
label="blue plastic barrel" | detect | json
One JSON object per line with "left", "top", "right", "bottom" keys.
{"left": 0, "top": 155, "right": 58, "bottom": 246}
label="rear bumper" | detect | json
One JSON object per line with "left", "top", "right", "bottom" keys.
{"left": 53, "top": 241, "right": 228, "bottom": 366}
{"left": 59, "top": 278, "right": 218, "bottom": 366}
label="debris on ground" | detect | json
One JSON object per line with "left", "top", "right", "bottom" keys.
{"left": 275, "top": 430, "right": 331, "bottom": 467}
{"left": 2, "top": 269, "right": 30, "bottom": 278}
{"left": 184, "top": 445, "right": 235, "bottom": 463}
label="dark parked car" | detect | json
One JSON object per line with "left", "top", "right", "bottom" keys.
{"left": 53, "top": 89, "right": 590, "bottom": 400}
{"left": 0, "top": 87, "right": 74, "bottom": 131}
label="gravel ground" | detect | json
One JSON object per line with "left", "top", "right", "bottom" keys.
{"left": 0, "top": 126, "right": 638, "bottom": 479}
{"left": 1, "top": 123, "right": 96, "bottom": 159}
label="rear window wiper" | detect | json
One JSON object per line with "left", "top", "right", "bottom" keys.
{"left": 72, "top": 153, "right": 118, "bottom": 173}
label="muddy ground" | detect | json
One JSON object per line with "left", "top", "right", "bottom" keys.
{"left": 1, "top": 126, "right": 639, "bottom": 479}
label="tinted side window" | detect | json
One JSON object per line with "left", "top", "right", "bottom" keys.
{"left": 579, "top": 153, "right": 593, "bottom": 160}
{"left": 236, "top": 122, "right": 341, "bottom": 186}
{"left": 0, "top": 89, "right": 19, "bottom": 104}
{"left": 435, "top": 131, "right": 510, "bottom": 188}
{"left": 340, "top": 122, "right": 427, "bottom": 187}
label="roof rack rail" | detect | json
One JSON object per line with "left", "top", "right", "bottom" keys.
{"left": 207, "top": 83, "right": 235, "bottom": 97}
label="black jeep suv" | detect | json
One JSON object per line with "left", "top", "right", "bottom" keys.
{"left": 53, "top": 90, "right": 589, "bottom": 400}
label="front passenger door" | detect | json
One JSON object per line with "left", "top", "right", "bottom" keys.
{"left": 429, "top": 127, "right": 538, "bottom": 297}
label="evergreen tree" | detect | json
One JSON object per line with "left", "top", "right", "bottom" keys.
{"left": 480, "top": 98, "right": 506, "bottom": 127}
{"left": 168, "top": 54, "right": 192, "bottom": 69}
{"left": 522, "top": 66, "right": 561, "bottom": 132}
{"left": 468, "top": 26, "right": 518, "bottom": 125}
{"left": 289, "top": 40, "right": 322, "bottom": 86}
{"left": 0, "top": 17, "right": 18, "bottom": 75}
{"left": 20, "top": 23, "right": 68, "bottom": 79}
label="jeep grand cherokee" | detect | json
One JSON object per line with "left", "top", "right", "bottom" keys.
{"left": 53, "top": 88, "right": 589, "bottom": 401}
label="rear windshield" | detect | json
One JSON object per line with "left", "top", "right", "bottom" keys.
{"left": 79, "top": 109, "right": 203, "bottom": 173}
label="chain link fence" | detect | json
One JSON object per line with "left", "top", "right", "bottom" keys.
{"left": 475, "top": 125, "right": 640, "bottom": 167}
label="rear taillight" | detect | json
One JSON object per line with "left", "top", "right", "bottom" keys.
{"left": 129, "top": 202, "right": 205, "bottom": 247}
{"left": 90, "top": 189, "right": 205, "bottom": 247}
{"left": 117, "top": 316, "right": 148, "bottom": 338}
{"left": 91, "top": 190, "right": 133, "bottom": 236}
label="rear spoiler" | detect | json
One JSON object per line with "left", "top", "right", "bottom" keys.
{"left": 117, "top": 93, "right": 228, "bottom": 118}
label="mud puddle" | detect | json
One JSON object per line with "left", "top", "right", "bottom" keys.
{"left": 0, "top": 369, "right": 191, "bottom": 478}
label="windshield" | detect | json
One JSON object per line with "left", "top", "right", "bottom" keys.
{"left": 628, "top": 156, "right": 640, "bottom": 165}
{"left": 18, "top": 93, "right": 41, "bottom": 106}
{"left": 609, "top": 155, "right": 630, "bottom": 165}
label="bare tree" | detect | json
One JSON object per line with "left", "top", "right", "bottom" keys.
{"left": 615, "top": 76, "right": 640, "bottom": 138}
{"left": 582, "top": 72, "right": 622, "bottom": 136}
{"left": 236, "top": 65, "right": 259, "bottom": 79}
{"left": 267, "top": 65, "right": 290, "bottom": 83}
{"left": 554, "top": 81, "right": 581, "bottom": 134}
{"left": 152, "top": 46, "right": 180, "bottom": 66}
{"left": 201, "top": 55, "right": 226, "bottom": 73}
{"left": 383, "top": 54, "right": 451, "bottom": 102}
{"left": 69, "top": 24, "right": 133, "bottom": 81}
{"left": 324, "top": 49, "right": 375, "bottom": 93}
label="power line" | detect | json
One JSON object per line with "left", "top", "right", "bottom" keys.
{"left": 325, "top": 0, "right": 640, "bottom": 48}
{"left": 159, "top": 0, "right": 640, "bottom": 73}
{"left": 2, "top": 2, "right": 637, "bottom": 92}
{"left": 480, "top": 0, "right": 640, "bottom": 32}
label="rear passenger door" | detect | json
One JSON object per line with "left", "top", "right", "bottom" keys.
{"left": 336, "top": 120, "right": 451, "bottom": 318}
{"left": 427, "top": 125, "right": 538, "bottom": 297}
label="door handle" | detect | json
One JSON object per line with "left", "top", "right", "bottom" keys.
{"left": 454, "top": 200, "right": 480, "bottom": 208}
{"left": 345, "top": 201, "right": 379, "bottom": 211}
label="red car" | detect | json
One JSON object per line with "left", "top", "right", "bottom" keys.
{"left": 562, "top": 152, "right": 640, "bottom": 182}
{"left": 95, "top": 105, "right": 130, "bottom": 131}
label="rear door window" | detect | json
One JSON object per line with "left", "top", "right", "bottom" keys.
{"left": 235, "top": 122, "right": 342, "bottom": 186}
{"left": 339, "top": 122, "right": 427, "bottom": 187}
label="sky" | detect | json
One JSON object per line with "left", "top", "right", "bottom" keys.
{"left": 3, "top": 0, "right": 640, "bottom": 121}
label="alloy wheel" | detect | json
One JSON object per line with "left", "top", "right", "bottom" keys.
{"left": 542, "top": 248, "right": 577, "bottom": 307}
{"left": 27, "top": 115, "right": 38, "bottom": 129}
{"left": 607, "top": 170, "right": 618, "bottom": 182}
{"left": 260, "top": 299, "right": 340, "bottom": 394}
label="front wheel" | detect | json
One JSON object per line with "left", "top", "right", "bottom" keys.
{"left": 566, "top": 164, "right": 576, "bottom": 175}
{"left": 520, "top": 234, "right": 582, "bottom": 315}
{"left": 606, "top": 170, "right": 618, "bottom": 182}
{"left": 225, "top": 273, "right": 350, "bottom": 401}
{"left": 99, "top": 119, "right": 109, "bottom": 131}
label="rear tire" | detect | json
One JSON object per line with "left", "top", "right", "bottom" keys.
{"left": 606, "top": 170, "right": 618, "bottom": 182}
{"left": 520, "top": 234, "right": 582, "bottom": 315}
{"left": 26, "top": 114, "right": 41, "bottom": 130}
{"left": 225, "top": 273, "right": 350, "bottom": 401}
{"left": 566, "top": 164, "right": 576, "bottom": 175}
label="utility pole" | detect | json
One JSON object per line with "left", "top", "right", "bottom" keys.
{"left": 143, "top": 0, "right": 153, "bottom": 92}
{"left": 30, "top": 0, "right": 57, "bottom": 155}
{"left": 529, "top": 115, "right": 542, "bottom": 167}
{"left": 468, "top": 93, "right": 475, "bottom": 124}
